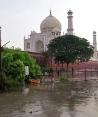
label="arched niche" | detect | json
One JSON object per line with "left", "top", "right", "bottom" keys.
{"left": 36, "top": 40, "right": 44, "bottom": 53}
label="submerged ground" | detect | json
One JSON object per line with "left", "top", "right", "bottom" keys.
{"left": 0, "top": 80, "right": 98, "bottom": 117}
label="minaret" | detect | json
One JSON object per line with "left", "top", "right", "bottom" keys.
{"left": 93, "top": 31, "right": 97, "bottom": 59}
{"left": 93, "top": 31, "right": 97, "bottom": 51}
{"left": 67, "top": 10, "right": 73, "bottom": 35}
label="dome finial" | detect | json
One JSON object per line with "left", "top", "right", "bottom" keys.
{"left": 40, "top": 11, "right": 61, "bottom": 33}
{"left": 50, "top": 10, "right": 52, "bottom": 16}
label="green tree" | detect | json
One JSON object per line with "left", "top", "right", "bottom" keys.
{"left": 1, "top": 48, "right": 42, "bottom": 90}
{"left": 48, "top": 35, "right": 94, "bottom": 71}
{"left": 3, "top": 48, "right": 42, "bottom": 76}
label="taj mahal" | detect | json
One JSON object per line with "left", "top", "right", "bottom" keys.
{"left": 24, "top": 10, "right": 98, "bottom": 61}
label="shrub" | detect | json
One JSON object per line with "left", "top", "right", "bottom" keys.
{"left": 59, "top": 74, "right": 71, "bottom": 84}
{"left": 1, "top": 48, "right": 42, "bottom": 90}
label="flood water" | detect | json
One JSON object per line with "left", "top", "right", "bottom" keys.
{"left": 0, "top": 80, "right": 98, "bottom": 117}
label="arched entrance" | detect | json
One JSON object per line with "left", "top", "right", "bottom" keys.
{"left": 36, "top": 40, "right": 44, "bottom": 53}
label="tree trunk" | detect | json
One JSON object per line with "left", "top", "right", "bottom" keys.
{"left": 62, "top": 62, "right": 63, "bottom": 69}
{"left": 66, "top": 63, "right": 69, "bottom": 72}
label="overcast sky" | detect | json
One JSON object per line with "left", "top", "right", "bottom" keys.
{"left": 0, "top": 0, "right": 98, "bottom": 49}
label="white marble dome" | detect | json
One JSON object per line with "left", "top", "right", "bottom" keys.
{"left": 40, "top": 11, "right": 62, "bottom": 33}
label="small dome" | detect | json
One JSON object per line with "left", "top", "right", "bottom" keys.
{"left": 31, "top": 30, "right": 36, "bottom": 34}
{"left": 40, "top": 11, "right": 61, "bottom": 33}
{"left": 93, "top": 31, "right": 96, "bottom": 34}
{"left": 30, "top": 30, "right": 37, "bottom": 37}
{"left": 67, "top": 10, "right": 73, "bottom": 15}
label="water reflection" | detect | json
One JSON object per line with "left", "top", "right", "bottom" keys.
{"left": 0, "top": 81, "right": 98, "bottom": 117}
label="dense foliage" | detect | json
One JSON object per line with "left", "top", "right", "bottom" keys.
{"left": 48, "top": 35, "right": 94, "bottom": 71}
{"left": 2, "top": 48, "right": 42, "bottom": 90}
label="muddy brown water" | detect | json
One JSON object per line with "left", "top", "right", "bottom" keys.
{"left": 0, "top": 80, "right": 98, "bottom": 117}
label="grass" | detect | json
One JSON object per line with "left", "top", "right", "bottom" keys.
{"left": 59, "top": 73, "right": 71, "bottom": 85}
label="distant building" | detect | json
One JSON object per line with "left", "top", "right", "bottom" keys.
{"left": 24, "top": 10, "right": 98, "bottom": 61}
{"left": 24, "top": 10, "right": 73, "bottom": 52}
